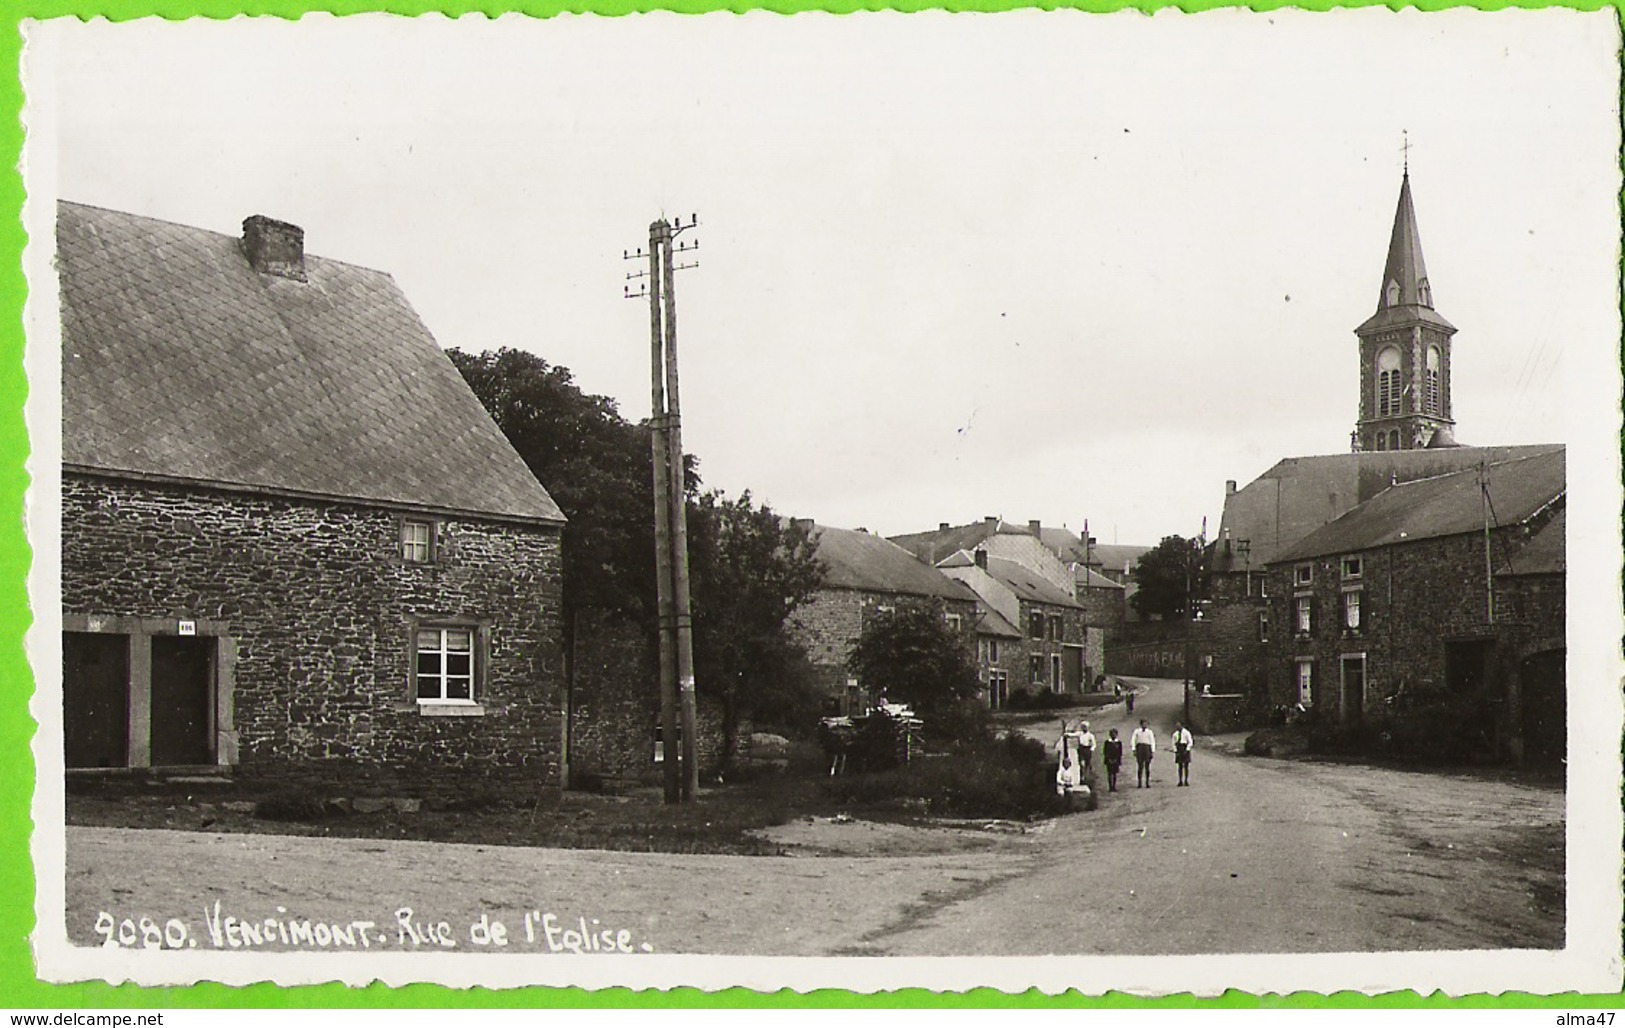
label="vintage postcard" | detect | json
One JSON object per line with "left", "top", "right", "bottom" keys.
{"left": 19, "top": 9, "right": 1624, "bottom": 997}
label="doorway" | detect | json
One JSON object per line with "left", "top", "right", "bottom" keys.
{"left": 63, "top": 632, "right": 129, "bottom": 769}
{"left": 150, "top": 635, "right": 214, "bottom": 765}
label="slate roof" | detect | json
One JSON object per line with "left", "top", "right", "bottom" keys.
{"left": 889, "top": 519, "right": 1015, "bottom": 566}
{"left": 1499, "top": 508, "right": 1564, "bottom": 576}
{"left": 58, "top": 201, "right": 564, "bottom": 524}
{"left": 1036, "top": 527, "right": 1150, "bottom": 575}
{"left": 1275, "top": 449, "right": 1565, "bottom": 563}
{"left": 807, "top": 523, "right": 977, "bottom": 602}
{"left": 982, "top": 554, "right": 1081, "bottom": 609}
{"left": 1355, "top": 172, "right": 1456, "bottom": 336}
{"left": 975, "top": 606, "right": 1024, "bottom": 639}
{"left": 1076, "top": 566, "right": 1126, "bottom": 591}
{"left": 1210, "top": 444, "right": 1562, "bottom": 573}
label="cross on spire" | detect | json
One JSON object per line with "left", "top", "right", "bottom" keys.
{"left": 1402, "top": 130, "right": 1410, "bottom": 175}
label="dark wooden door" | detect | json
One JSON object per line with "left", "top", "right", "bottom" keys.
{"left": 150, "top": 636, "right": 213, "bottom": 766}
{"left": 63, "top": 632, "right": 128, "bottom": 769}
{"left": 1519, "top": 649, "right": 1565, "bottom": 764}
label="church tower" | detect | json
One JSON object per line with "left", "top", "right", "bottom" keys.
{"left": 1352, "top": 170, "right": 1459, "bottom": 452}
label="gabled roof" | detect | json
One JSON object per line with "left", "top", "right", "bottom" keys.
{"left": 981, "top": 555, "right": 1081, "bottom": 609}
{"left": 976, "top": 606, "right": 1024, "bottom": 639}
{"left": 889, "top": 519, "right": 1011, "bottom": 565}
{"left": 1036, "top": 527, "right": 1150, "bottom": 574}
{"left": 1356, "top": 172, "right": 1456, "bottom": 336}
{"left": 808, "top": 523, "right": 977, "bottom": 602}
{"left": 59, "top": 201, "right": 564, "bottom": 524}
{"left": 1211, "top": 444, "right": 1562, "bottom": 573}
{"left": 1076, "top": 567, "right": 1126, "bottom": 591}
{"left": 1275, "top": 449, "right": 1564, "bottom": 563}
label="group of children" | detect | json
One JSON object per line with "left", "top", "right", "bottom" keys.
{"left": 1055, "top": 710, "right": 1196, "bottom": 796}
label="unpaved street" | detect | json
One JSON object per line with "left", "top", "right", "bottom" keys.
{"left": 64, "top": 677, "right": 1562, "bottom": 955}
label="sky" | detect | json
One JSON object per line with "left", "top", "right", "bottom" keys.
{"left": 27, "top": 10, "right": 1621, "bottom": 545}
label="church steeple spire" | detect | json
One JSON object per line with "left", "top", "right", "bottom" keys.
{"left": 1377, "top": 171, "right": 1434, "bottom": 311}
{"left": 1352, "top": 165, "right": 1460, "bottom": 453}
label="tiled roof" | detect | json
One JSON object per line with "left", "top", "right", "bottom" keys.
{"left": 808, "top": 523, "right": 977, "bottom": 602}
{"left": 1211, "top": 444, "right": 1561, "bottom": 573}
{"left": 1275, "top": 449, "right": 1564, "bottom": 563}
{"left": 1499, "top": 508, "right": 1565, "bottom": 577}
{"left": 59, "top": 201, "right": 563, "bottom": 523}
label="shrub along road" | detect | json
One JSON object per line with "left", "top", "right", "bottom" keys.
{"left": 64, "top": 677, "right": 1561, "bottom": 956}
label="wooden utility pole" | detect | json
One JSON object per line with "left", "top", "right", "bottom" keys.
{"left": 626, "top": 215, "right": 701, "bottom": 803}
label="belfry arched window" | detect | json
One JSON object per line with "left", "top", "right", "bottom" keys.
{"left": 1376, "top": 346, "right": 1401, "bottom": 417}
{"left": 1425, "top": 346, "right": 1442, "bottom": 415}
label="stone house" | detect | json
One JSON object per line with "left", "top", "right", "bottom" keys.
{"left": 1206, "top": 445, "right": 1564, "bottom": 709}
{"left": 937, "top": 549, "right": 1096, "bottom": 696}
{"left": 57, "top": 202, "right": 568, "bottom": 794}
{"left": 1263, "top": 448, "right": 1564, "bottom": 762}
{"left": 786, "top": 522, "right": 979, "bottom": 716}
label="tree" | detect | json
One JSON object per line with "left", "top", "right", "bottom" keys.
{"left": 845, "top": 603, "right": 983, "bottom": 737}
{"left": 450, "top": 347, "right": 829, "bottom": 768}
{"left": 449, "top": 347, "right": 698, "bottom": 623}
{"left": 1131, "top": 534, "right": 1202, "bottom": 620}
{"left": 686, "top": 491, "right": 827, "bottom": 768}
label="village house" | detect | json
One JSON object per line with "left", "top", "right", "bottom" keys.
{"left": 1264, "top": 448, "right": 1565, "bottom": 762}
{"left": 57, "top": 202, "right": 568, "bottom": 794}
{"left": 786, "top": 522, "right": 979, "bottom": 716}
{"left": 937, "top": 549, "right": 1096, "bottom": 698}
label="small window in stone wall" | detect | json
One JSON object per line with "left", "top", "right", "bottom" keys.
{"left": 1340, "top": 555, "right": 1363, "bottom": 580}
{"left": 946, "top": 613, "right": 962, "bottom": 633}
{"left": 1029, "top": 612, "right": 1044, "bottom": 640}
{"left": 1294, "top": 564, "right": 1313, "bottom": 587}
{"left": 415, "top": 626, "right": 476, "bottom": 703}
{"left": 1295, "top": 595, "right": 1313, "bottom": 634}
{"left": 1343, "top": 590, "right": 1362, "bottom": 632}
{"left": 1295, "top": 659, "right": 1314, "bottom": 706}
{"left": 1029, "top": 655, "right": 1044, "bottom": 684}
{"left": 1257, "top": 609, "right": 1269, "bottom": 643}
{"left": 402, "top": 519, "right": 436, "bottom": 563}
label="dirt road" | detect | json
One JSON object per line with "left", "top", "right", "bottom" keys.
{"left": 63, "top": 677, "right": 1562, "bottom": 956}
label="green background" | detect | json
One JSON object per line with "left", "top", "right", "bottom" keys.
{"left": 1, "top": 0, "right": 1619, "bottom": 1010}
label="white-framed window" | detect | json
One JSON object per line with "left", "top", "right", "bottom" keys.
{"left": 946, "top": 613, "right": 962, "bottom": 633}
{"left": 1258, "top": 609, "right": 1270, "bottom": 643}
{"left": 401, "top": 519, "right": 435, "bottom": 563}
{"left": 986, "top": 637, "right": 1000, "bottom": 664}
{"left": 1294, "top": 564, "right": 1313, "bottom": 587}
{"left": 1340, "top": 555, "right": 1363, "bottom": 580}
{"left": 1029, "top": 611, "right": 1045, "bottom": 640}
{"left": 415, "top": 626, "right": 475, "bottom": 703}
{"left": 1295, "top": 659, "right": 1314, "bottom": 706}
{"left": 1030, "top": 655, "right": 1045, "bottom": 685}
{"left": 1295, "top": 595, "right": 1313, "bottom": 634}
{"left": 1051, "top": 654, "right": 1062, "bottom": 690}
{"left": 1343, "top": 590, "right": 1362, "bottom": 631}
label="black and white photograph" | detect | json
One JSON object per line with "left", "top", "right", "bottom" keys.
{"left": 21, "top": 10, "right": 1623, "bottom": 995}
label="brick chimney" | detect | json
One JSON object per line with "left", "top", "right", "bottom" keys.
{"left": 939, "top": 522, "right": 950, "bottom": 531}
{"left": 974, "top": 548, "right": 989, "bottom": 569}
{"left": 1028, "top": 519, "right": 1041, "bottom": 536}
{"left": 1226, "top": 479, "right": 1238, "bottom": 496}
{"left": 242, "top": 215, "right": 306, "bottom": 282}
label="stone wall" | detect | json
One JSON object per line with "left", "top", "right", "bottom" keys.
{"left": 1187, "top": 691, "right": 1251, "bottom": 734}
{"left": 62, "top": 473, "right": 565, "bottom": 794}
{"left": 564, "top": 610, "right": 725, "bottom": 785}
{"left": 1263, "top": 509, "right": 1564, "bottom": 756}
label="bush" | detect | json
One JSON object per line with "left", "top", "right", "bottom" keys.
{"left": 1006, "top": 689, "right": 1076, "bottom": 712}
{"left": 825, "top": 731, "right": 1072, "bottom": 820}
